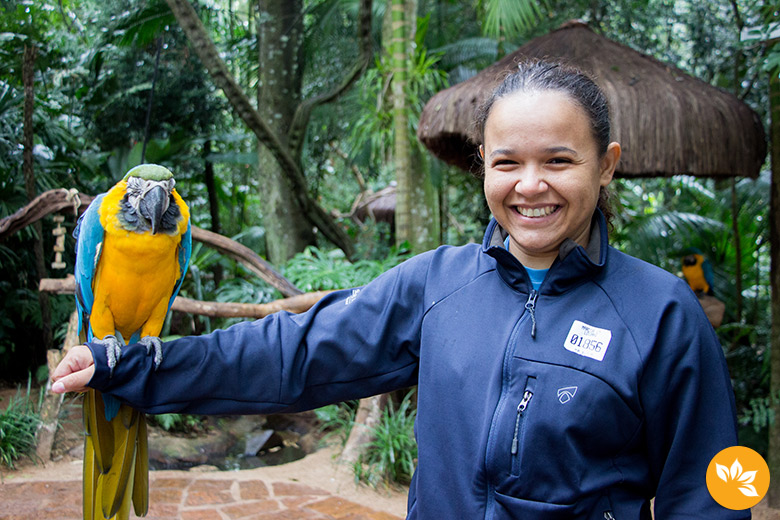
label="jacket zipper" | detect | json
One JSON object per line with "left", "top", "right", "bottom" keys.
{"left": 525, "top": 290, "right": 538, "bottom": 338}
{"left": 510, "top": 387, "right": 534, "bottom": 476}
{"left": 511, "top": 390, "right": 533, "bottom": 455}
{"left": 604, "top": 512, "right": 615, "bottom": 520}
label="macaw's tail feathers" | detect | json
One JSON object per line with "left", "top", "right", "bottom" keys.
{"left": 98, "top": 405, "right": 141, "bottom": 518}
{"left": 83, "top": 392, "right": 149, "bottom": 519}
{"left": 132, "top": 418, "right": 149, "bottom": 517}
{"left": 85, "top": 390, "right": 113, "bottom": 474}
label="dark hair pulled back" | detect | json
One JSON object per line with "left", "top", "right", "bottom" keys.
{"left": 474, "top": 59, "right": 616, "bottom": 226}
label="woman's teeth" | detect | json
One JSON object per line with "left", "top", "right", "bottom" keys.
{"left": 516, "top": 205, "right": 558, "bottom": 218}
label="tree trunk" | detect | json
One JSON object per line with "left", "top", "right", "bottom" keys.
{"left": 23, "top": 44, "right": 52, "bottom": 349}
{"left": 256, "top": 0, "right": 315, "bottom": 264}
{"left": 164, "top": 0, "right": 355, "bottom": 259}
{"left": 767, "top": 69, "right": 780, "bottom": 507}
{"left": 390, "top": 0, "right": 412, "bottom": 249}
{"left": 389, "top": 0, "right": 439, "bottom": 254}
{"left": 339, "top": 394, "right": 389, "bottom": 466}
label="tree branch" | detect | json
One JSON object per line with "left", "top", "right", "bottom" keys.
{"left": 39, "top": 276, "right": 331, "bottom": 318}
{"left": 164, "top": 0, "right": 354, "bottom": 259}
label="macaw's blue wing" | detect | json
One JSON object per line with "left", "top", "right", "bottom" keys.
{"left": 168, "top": 221, "right": 192, "bottom": 313}
{"left": 702, "top": 257, "right": 715, "bottom": 293}
{"left": 74, "top": 194, "right": 106, "bottom": 341}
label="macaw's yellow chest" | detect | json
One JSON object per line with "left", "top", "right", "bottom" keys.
{"left": 91, "top": 230, "right": 182, "bottom": 342}
{"left": 682, "top": 259, "right": 710, "bottom": 293}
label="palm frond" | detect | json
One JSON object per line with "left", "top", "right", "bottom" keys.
{"left": 480, "top": 0, "right": 545, "bottom": 41}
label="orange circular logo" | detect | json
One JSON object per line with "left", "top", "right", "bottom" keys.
{"left": 706, "top": 446, "right": 770, "bottom": 510}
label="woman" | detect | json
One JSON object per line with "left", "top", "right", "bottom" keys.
{"left": 53, "top": 60, "right": 743, "bottom": 519}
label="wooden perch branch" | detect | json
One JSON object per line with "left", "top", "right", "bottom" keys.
{"left": 39, "top": 276, "right": 331, "bottom": 319}
{"left": 191, "top": 226, "right": 301, "bottom": 296}
{"left": 0, "top": 188, "right": 91, "bottom": 239}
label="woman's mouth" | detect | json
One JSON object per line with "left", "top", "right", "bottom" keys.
{"left": 515, "top": 205, "right": 560, "bottom": 218}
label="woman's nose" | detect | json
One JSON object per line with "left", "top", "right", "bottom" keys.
{"left": 514, "top": 167, "right": 548, "bottom": 196}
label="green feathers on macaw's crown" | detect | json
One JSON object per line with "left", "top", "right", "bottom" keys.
{"left": 119, "top": 164, "right": 183, "bottom": 235}
{"left": 123, "top": 164, "right": 174, "bottom": 182}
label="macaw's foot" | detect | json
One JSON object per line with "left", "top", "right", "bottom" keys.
{"left": 139, "top": 336, "right": 163, "bottom": 370}
{"left": 93, "top": 335, "right": 123, "bottom": 377}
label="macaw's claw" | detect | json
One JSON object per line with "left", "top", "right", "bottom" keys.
{"left": 94, "top": 335, "right": 123, "bottom": 377}
{"left": 139, "top": 336, "right": 163, "bottom": 370}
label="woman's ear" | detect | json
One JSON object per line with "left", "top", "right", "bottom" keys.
{"left": 599, "top": 142, "right": 621, "bottom": 186}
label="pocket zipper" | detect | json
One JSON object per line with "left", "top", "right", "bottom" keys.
{"left": 510, "top": 389, "right": 534, "bottom": 455}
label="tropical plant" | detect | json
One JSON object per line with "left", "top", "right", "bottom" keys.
{"left": 147, "top": 413, "right": 207, "bottom": 434}
{"left": 353, "top": 389, "right": 417, "bottom": 487}
{"left": 283, "top": 244, "right": 411, "bottom": 292}
{"left": 314, "top": 400, "right": 358, "bottom": 447}
{"left": 0, "top": 380, "right": 42, "bottom": 468}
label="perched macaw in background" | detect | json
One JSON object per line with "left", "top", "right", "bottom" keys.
{"left": 74, "top": 164, "right": 191, "bottom": 519}
{"left": 681, "top": 247, "right": 714, "bottom": 296}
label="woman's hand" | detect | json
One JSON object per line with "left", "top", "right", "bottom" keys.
{"left": 51, "top": 345, "right": 95, "bottom": 394}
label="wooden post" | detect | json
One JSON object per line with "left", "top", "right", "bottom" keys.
{"left": 35, "top": 310, "right": 79, "bottom": 462}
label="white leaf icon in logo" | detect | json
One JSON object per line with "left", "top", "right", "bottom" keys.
{"left": 715, "top": 458, "right": 761, "bottom": 497}
{"left": 730, "top": 459, "right": 743, "bottom": 480}
{"left": 716, "top": 463, "right": 730, "bottom": 483}
{"left": 739, "top": 485, "right": 759, "bottom": 497}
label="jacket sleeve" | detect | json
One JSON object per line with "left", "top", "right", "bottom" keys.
{"left": 639, "top": 280, "right": 748, "bottom": 519}
{"left": 86, "top": 252, "right": 432, "bottom": 415}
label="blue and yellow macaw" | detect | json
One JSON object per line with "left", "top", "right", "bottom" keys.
{"left": 74, "top": 164, "right": 191, "bottom": 519}
{"left": 681, "top": 247, "right": 714, "bottom": 296}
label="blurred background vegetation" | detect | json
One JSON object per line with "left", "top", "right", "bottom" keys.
{"left": 0, "top": 0, "right": 777, "bottom": 482}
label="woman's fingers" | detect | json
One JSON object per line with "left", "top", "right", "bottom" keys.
{"left": 51, "top": 345, "right": 95, "bottom": 394}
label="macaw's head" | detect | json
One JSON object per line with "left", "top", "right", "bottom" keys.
{"left": 122, "top": 164, "right": 178, "bottom": 234}
{"left": 680, "top": 246, "right": 705, "bottom": 267}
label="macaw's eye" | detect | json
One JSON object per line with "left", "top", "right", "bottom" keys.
{"left": 126, "top": 177, "right": 143, "bottom": 192}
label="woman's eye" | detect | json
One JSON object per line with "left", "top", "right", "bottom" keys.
{"left": 493, "top": 159, "right": 516, "bottom": 166}
{"left": 549, "top": 157, "right": 572, "bottom": 165}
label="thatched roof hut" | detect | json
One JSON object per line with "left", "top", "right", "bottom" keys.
{"left": 418, "top": 20, "right": 766, "bottom": 178}
{"left": 353, "top": 184, "right": 396, "bottom": 225}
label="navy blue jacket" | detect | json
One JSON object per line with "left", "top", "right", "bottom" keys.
{"left": 88, "top": 212, "right": 745, "bottom": 519}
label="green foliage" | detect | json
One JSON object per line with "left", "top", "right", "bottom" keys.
{"left": 315, "top": 400, "right": 358, "bottom": 446}
{"left": 478, "top": 0, "right": 546, "bottom": 42}
{"left": 0, "top": 381, "right": 42, "bottom": 469}
{"left": 283, "top": 245, "right": 411, "bottom": 292}
{"left": 148, "top": 413, "right": 207, "bottom": 434}
{"left": 353, "top": 389, "right": 417, "bottom": 488}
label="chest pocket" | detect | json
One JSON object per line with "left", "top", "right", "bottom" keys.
{"left": 495, "top": 357, "right": 641, "bottom": 504}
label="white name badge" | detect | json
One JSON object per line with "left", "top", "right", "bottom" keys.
{"left": 564, "top": 320, "right": 612, "bottom": 362}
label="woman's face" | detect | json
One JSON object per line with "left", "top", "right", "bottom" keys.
{"left": 482, "top": 89, "right": 620, "bottom": 269}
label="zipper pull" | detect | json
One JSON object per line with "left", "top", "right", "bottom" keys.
{"left": 525, "top": 290, "right": 538, "bottom": 339}
{"left": 510, "top": 390, "right": 534, "bottom": 455}
{"left": 604, "top": 512, "right": 615, "bottom": 520}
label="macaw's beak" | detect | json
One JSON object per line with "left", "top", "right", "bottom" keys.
{"left": 139, "top": 185, "right": 167, "bottom": 234}
{"left": 682, "top": 254, "right": 697, "bottom": 266}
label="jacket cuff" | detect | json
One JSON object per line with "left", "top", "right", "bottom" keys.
{"left": 85, "top": 341, "right": 111, "bottom": 391}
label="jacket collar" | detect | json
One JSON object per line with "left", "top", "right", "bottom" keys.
{"left": 481, "top": 210, "right": 608, "bottom": 295}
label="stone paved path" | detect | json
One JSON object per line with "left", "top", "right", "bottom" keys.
{"left": 0, "top": 473, "right": 403, "bottom": 520}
